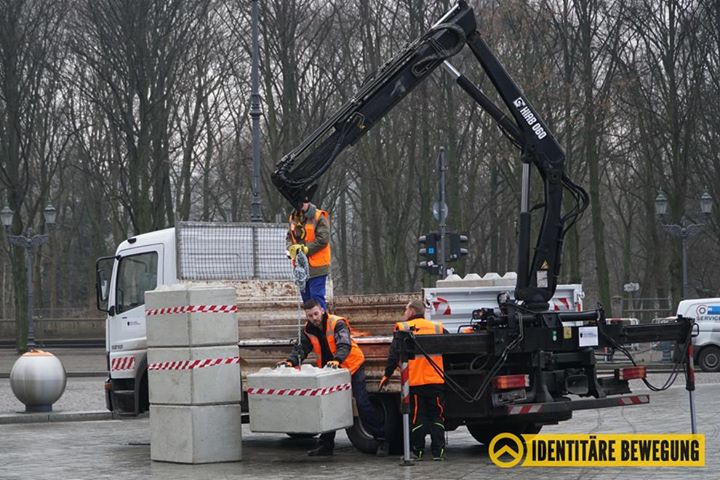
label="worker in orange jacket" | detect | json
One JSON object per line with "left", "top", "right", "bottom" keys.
{"left": 380, "top": 299, "right": 446, "bottom": 461}
{"left": 280, "top": 299, "right": 385, "bottom": 457}
{"left": 287, "top": 196, "right": 331, "bottom": 311}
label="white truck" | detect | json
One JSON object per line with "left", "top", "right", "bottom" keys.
{"left": 675, "top": 298, "right": 720, "bottom": 372}
{"left": 96, "top": 221, "right": 600, "bottom": 453}
{"left": 95, "top": 221, "right": 302, "bottom": 414}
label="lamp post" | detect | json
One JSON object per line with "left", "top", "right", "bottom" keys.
{"left": 655, "top": 191, "right": 713, "bottom": 298}
{"left": 1, "top": 204, "right": 57, "bottom": 349}
{"left": 249, "top": 0, "right": 263, "bottom": 222}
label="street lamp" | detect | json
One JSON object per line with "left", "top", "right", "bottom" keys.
{"left": 1, "top": 204, "right": 57, "bottom": 349}
{"left": 655, "top": 190, "right": 713, "bottom": 298}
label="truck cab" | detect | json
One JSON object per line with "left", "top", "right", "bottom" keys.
{"left": 95, "top": 222, "right": 297, "bottom": 415}
{"left": 96, "top": 228, "right": 177, "bottom": 413}
{"left": 676, "top": 298, "right": 720, "bottom": 372}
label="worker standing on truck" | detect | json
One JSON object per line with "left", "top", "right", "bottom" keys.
{"left": 278, "top": 299, "right": 386, "bottom": 457}
{"left": 379, "top": 300, "right": 447, "bottom": 461}
{"left": 287, "top": 196, "right": 330, "bottom": 311}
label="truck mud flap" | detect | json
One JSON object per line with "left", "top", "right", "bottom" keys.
{"left": 506, "top": 394, "right": 649, "bottom": 416}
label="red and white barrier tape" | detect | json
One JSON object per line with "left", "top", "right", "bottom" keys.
{"left": 148, "top": 356, "right": 240, "bottom": 371}
{"left": 247, "top": 383, "right": 351, "bottom": 397}
{"left": 508, "top": 404, "right": 543, "bottom": 415}
{"left": 111, "top": 356, "right": 136, "bottom": 371}
{"left": 619, "top": 395, "right": 649, "bottom": 405}
{"left": 145, "top": 304, "right": 238, "bottom": 316}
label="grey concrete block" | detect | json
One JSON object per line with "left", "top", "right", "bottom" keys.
{"left": 150, "top": 404, "right": 242, "bottom": 463}
{"left": 248, "top": 365, "right": 353, "bottom": 434}
{"left": 145, "top": 285, "right": 238, "bottom": 348}
{"left": 148, "top": 345, "right": 241, "bottom": 405}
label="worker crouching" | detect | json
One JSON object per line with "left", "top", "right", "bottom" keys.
{"left": 280, "top": 299, "right": 385, "bottom": 456}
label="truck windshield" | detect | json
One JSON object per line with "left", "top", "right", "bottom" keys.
{"left": 116, "top": 252, "right": 158, "bottom": 314}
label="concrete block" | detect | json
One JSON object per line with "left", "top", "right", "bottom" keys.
{"left": 145, "top": 285, "right": 238, "bottom": 348}
{"left": 248, "top": 365, "right": 353, "bottom": 434}
{"left": 150, "top": 404, "right": 242, "bottom": 463}
{"left": 148, "top": 345, "right": 241, "bottom": 405}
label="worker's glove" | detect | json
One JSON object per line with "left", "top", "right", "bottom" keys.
{"left": 287, "top": 244, "right": 309, "bottom": 260}
{"left": 276, "top": 360, "right": 293, "bottom": 368}
{"left": 378, "top": 375, "right": 390, "bottom": 391}
{"left": 325, "top": 360, "right": 341, "bottom": 369}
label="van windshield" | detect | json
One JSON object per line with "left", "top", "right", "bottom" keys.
{"left": 116, "top": 252, "right": 158, "bottom": 314}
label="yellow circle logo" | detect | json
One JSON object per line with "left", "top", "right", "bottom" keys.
{"left": 488, "top": 433, "right": 525, "bottom": 468}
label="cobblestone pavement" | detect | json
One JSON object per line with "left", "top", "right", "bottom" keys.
{"left": 0, "top": 373, "right": 718, "bottom": 480}
{"left": 0, "top": 377, "right": 107, "bottom": 413}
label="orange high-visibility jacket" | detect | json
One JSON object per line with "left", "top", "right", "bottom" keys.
{"left": 305, "top": 314, "right": 364, "bottom": 374}
{"left": 288, "top": 209, "right": 331, "bottom": 268}
{"left": 396, "top": 318, "right": 444, "bottom": 386}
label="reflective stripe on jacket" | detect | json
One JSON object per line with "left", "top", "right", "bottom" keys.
{"left": 396, "top": 318, "right": 444, "bottom": 386}
{"left": 289, "top": 209, "right": 331, "bottom": 268}
{"left": 306, "top": 314, "right": 364, "bottom": 374}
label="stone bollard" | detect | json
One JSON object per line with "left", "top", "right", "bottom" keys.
{"left": 145, "top": 285, "right": 242, "bottom": 463}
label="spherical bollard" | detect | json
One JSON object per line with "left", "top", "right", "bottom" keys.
{"left": 9, "top": 349, "right": 67, "bottom": 413}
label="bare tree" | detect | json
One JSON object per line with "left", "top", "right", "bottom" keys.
{"left": 70, "top": 0, "right": 212, "bottom": 234}
{"left": 0, "top": 0, "right": 69, "bottom": 351}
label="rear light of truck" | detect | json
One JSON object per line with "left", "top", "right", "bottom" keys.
{"left": 615, "top": 366, "right": 647, "bottom": 380}
{"left": 493, "top": 374, "right": 530, "bottom": 390}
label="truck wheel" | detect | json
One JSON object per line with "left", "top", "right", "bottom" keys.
{"left": 346, "top": 394, "right": 401, "bottom": 454}
{"left": 697, "top": 346, "right": 720, "bottom": 372}
{"left": 466, "top": 422, "right": 541, "bottom": 446}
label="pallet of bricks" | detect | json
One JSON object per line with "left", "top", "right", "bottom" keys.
{"left": 145, "top": 285, "right": 242, "bottom": 463}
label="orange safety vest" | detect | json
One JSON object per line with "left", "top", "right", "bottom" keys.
{"left": 396, "top": 318, "right": 444, "bottom": 386}
{"left": 305, "top": 314, "right": 364, "bottom": 374}
{"left": 288, "top": 209, "right": 331, "bottom": 268}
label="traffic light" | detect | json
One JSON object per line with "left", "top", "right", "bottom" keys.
{"left": 418, "top": 232, "right": 440, "bottom": 273}
{"left": 448, "top": 232, "right": 469, "bottom": 261}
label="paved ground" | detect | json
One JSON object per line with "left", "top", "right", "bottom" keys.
{"left": 0, "top": 370, "right": 718, "bottom": 479}
{"left": 0, "top": 376, "right": 107, "bottom": 414}
{"left": 0, "top": 346, "right": 715, "bottom": 478}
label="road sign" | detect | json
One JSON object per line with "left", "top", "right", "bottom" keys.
{"left": 432, "top": 201, "right": 448, "bottom": 222}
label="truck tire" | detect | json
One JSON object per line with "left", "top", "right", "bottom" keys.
{"left": 466, "top": 422, "right": 542, "bottom": 446}
{"left": 697, "top": 345, "right": 720, "bottom": 372}
{"left": 346, "top": 394, "right": 401, "bottom": 454}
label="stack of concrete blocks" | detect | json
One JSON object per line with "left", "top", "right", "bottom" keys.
{"left": 145, "top": 285, "right": 242, "bottom": 463}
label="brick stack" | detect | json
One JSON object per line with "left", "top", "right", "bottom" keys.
{"left": 145, "top": 285, "right": 242, "bottom": 463}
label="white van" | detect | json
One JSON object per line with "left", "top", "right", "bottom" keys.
{"left": 676, "top": 298, "right": 720, "bottom": 372}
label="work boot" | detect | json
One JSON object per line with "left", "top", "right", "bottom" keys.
{"left": 375, "top": 439, "right": 389, "bottom": 457}
{"left": 307, "top": 444, "right": 334, "bottom": 457}
{"left": 432, "top": 448, "right": 446, "bottom": 461}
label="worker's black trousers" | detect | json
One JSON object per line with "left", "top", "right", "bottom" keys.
{"left": 319, "top": 365, "right": 383, "bottom": 449}
{"left": 409, "top": 384, "right": 445, "bottom": 456}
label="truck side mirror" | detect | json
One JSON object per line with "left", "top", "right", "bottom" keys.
{"left": 95, "top": 256, "right": 115, "bottom": 313}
